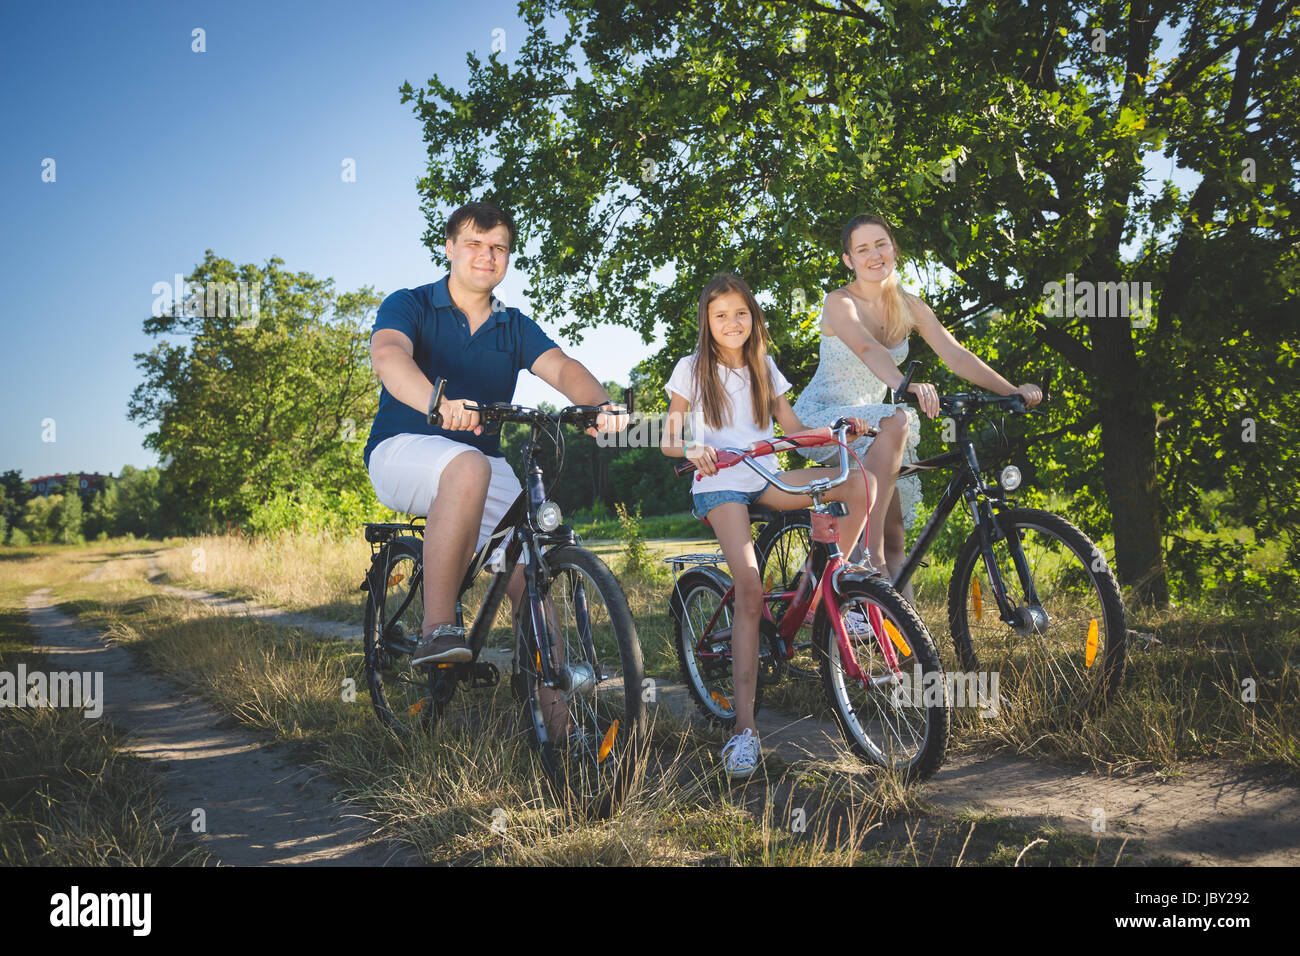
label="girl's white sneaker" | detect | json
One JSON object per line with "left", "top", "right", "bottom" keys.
{"left": 721, "top": 728, "right": 761, "bottom": 779}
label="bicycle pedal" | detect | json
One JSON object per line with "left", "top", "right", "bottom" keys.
{"left": 472, "top": 662, "right": 501, "bottom": 688}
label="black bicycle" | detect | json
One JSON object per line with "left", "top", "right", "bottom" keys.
{"left": 756, "top": 363, "right": 1127, "bottom": 718}
{"left": 359, "top": 399, "right": 646, "bottom": 818}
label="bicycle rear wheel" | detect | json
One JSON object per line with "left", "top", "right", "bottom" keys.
{"left": 818, "top": 574, "right": 949, "bottom": 780}
{"left": 519, "top": 545, "right": 646, "bottom": 819}
{"left": 671, "top": 567, "right": 782, "bottom": 727}
{"left": 947, "top": 508, "right": 1127, "bottom": 718}
{"left": 755, "top": 509, "right": 814, "bottom": 597}
{"left": 363, "top": 537, "right": 438, "bottom": 736}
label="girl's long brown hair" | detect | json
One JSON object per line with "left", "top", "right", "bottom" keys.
{"left": 840, "top": 214, "right": 917, "bottom": 346}
{"left": 692, "top": 273, "right": 777, "bottom": 430}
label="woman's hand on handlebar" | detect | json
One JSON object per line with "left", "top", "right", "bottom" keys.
{"left": 685, "top": 442, "right": 719, "bottom": 477}
{"left": 907, "top": 382, "right": 941, "bottom": 419}
{"left": 438, "top": 397, "right": 483, "bottom": 434}
{"left": 1012, "top": 383, "right": 1044, "bottom": 407}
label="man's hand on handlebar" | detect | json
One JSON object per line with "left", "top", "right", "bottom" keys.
{"left": 586, "top": 404, "right": 630, "bottom": 439}
{"left": 685, "top": 441, "right": 719, "bottom": 477}
{"left": 438, "top": 396, "right": 483, "bottom": 434}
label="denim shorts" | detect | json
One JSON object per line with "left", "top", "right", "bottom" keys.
{"left": 691, "top": 487, "right": 766, "bottom": 521}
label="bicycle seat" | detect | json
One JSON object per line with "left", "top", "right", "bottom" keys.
{"left": 748, "top": 504, "right": 777, "bottom": 525}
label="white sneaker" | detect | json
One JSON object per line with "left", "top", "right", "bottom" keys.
{"left": 844, "top": 609, "right": 871, "bottom": 635}
{"left": 721, "top": 728, "right": 761, "bottom": 779}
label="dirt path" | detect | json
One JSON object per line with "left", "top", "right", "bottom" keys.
{"left": 52, "top": 548, "right": 1300, "bottom": 866}
{"left": 24, "top": 586, "right": 412, "bottom": 866}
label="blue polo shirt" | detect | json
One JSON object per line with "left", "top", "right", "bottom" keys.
{"left": 362, "top": 276, "right": 560, "bottom": 468}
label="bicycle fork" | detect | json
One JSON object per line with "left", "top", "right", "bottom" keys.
{"left": 971, "top": 497, "right": 1047, "bottom": 635}
{"left": 810, "top": 510, "right": 904, "bottom": 688}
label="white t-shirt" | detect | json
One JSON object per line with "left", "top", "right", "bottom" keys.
{"left": 665, "top": 353, "right": 792, "bottom": 494}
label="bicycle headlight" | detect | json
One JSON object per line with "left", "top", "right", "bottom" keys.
{"left": 999, "top": 465, "right": 1023, "bottom": 492}
{"left": 536, "top": 500, "right": 563, "bottom": 532}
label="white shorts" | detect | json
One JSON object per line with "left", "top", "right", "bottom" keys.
{"left": 367, "top": 433, "right": 523, "bottom": 553}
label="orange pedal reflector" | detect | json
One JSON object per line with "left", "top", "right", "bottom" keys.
{"left": 408, "top": 699, "right": 426, "bottom": 715}
{"left": 1085, "top": 619, "right": 1099, "bottom": 668}
{"left": 598, "top": 720, "right": 619, "bottom": 762}
{"left": 711, "top": 690, "right": 732, "bottom": 712}
{"left": 972, "top": 577, "right": 983, "bottom": 620}
{"left": 883, "top": 619, "right": 911, "bottom": 657}
{"left": 388, "top": 571, "right": 406, "bottom": 586}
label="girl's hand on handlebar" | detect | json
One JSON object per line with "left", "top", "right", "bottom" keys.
{"left": 685, "top": 442, "right": 719, "bottom": 477}
{"left": 1013, "top": 383, "right": 1043, "bottom": 407}
{"left": 439, "top": 397, "right": 483, "bottom": 434}
{"left": 846, "top": 417, "right": 873, "bottom": 439}
{"left": 907, "top": 382, "right": 941, "bottom": 419}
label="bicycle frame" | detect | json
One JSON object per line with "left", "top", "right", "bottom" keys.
{"left": 373, "top": 420, "right": 588, "bottom": 693}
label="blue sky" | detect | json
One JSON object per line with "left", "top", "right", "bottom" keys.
{"left": 0, "top": 0, "right": 654, "bottom": 481}
{"left": 1, "top": 2, "right": 1198, "bottom": 482}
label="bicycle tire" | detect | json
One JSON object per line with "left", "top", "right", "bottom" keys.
{"left": 363, "top": 536, "right": 439, "bottom": 736}
{"left": 518, "top": 545, "right": 647, "bottom": 819}
{"left": 947, "top": 507, "right": 1127, "bottom": 717}
{"left": 817, "top": 573, "right": 950, "bottom": 780}
{"left": 670, "top": 566, "right": 781, "bottom": 727}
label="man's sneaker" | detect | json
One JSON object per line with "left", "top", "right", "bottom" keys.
{"left": 411, "top": 624, "right": 471, "bottom": 665}
{"left": 720, "top": 728, "right": 761, "bottom": 779}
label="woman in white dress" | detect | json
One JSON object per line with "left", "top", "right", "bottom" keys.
{"left": 794, "top": 215, "right": 1043, "bottom": 601}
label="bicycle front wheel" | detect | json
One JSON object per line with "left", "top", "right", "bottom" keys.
{"left": 818, "top": 574, "right": 949, "bottom": 780}
{"left": 947, "top": 508, "right": 1127, "bottom": 718}
{"left": 363, "top": 537, "right": 437, "bottom": 736}
{"left": 519, "top": 545, "right": 646, "bottom": 819}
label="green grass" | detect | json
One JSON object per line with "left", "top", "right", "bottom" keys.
{"left": 8, "top": 534, "right": 1297, "bottom": 866}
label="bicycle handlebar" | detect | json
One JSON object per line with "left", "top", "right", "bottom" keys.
{"left": 675, "top": 420, "right": 872, "bottom": 497}
{"left": 463, "top": 401, "right": 625, "bottom": 430}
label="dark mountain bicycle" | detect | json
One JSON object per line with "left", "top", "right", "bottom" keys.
{"left": 756, "top": 363, "right": 1127, "bottom": 719}
{"left": 359, "top": 395, "right": 646, "bottom": 818}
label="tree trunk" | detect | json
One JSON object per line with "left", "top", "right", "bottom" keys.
{"left": 1092, "top": 319, "right": 1170, "bottom": 607}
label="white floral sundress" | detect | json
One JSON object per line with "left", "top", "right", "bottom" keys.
{"left": 791, "top": 333, "right": 923, "bottom": 530}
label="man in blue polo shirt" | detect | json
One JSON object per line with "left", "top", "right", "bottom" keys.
{"left": 364, "top": 201, "right": 625, "bottom": 665}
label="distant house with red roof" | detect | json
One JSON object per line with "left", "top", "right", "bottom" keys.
{"left": 27, "top": 472, "right": 113, "bottom": 496}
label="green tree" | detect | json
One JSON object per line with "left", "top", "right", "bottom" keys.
{"left": 22, "top": 495, "right": 60, "bottom": 544}
{"left": 129, "top": 252, "right": 384, "bottom": 532}
{"left": 52, "top": 489, "right": 82, "bottom": 544}
{"left": 402, "top": 0, "right": 1298, "bottom": 605}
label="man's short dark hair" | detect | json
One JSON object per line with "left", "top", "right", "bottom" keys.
{"left": 446, "top": 201, "right": 518, "bottom": 251}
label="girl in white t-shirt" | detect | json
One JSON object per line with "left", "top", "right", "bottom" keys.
{"left": 661, "top": 273, "right": 872, "bottom": 779}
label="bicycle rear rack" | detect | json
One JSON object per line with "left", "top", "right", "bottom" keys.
{"left": 363, "top": 518, "right": 426, "bottom": 556}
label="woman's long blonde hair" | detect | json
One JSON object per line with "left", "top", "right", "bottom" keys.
{"left": 692, "top": 273, "right": 777, "bottom": 430}
{"left": 841, "top": 214, "right": 917, "bottom": 346}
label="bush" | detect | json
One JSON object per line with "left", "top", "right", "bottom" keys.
{"left": 614, "top": 502, "right": 650, "bottom": 577}
{"left": 8, "top": 528, "right": 31, "bottom": 547}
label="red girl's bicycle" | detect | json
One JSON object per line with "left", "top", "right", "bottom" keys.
{"left": 668, "top": 420, "right": 950, "bottom": 780}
